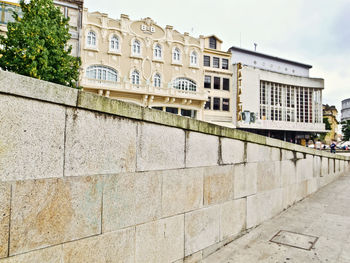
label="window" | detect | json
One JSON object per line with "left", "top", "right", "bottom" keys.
{"left": 213, "top": 57, "right": 219, "bottom": 68}
{"left": 86, "top": 65, "right": 118, "bottom": 82}
{"left": 222, "top": 59, "right": 228, "bottom": 69}
{"left": 154, "top": 73, "right": 161, "bottom": 87}
{"left": 205, "top": 97, "right": 211, "bottom": 110}
{"left": 152, "top": 107, "right": 163, "bottom": 111}
{"left": 204, "top": 76, "right": 211, "bottom": 89}
{"left": 223, "top": 78, "right": 230, "bottom": 91}
{"left": 214, "top": 77, "right": 220, "bottom": 90}
{"left": 132, "top": 40, "right": 141, "bottom": 55}
{"left": 213, "top": 97, "right": 220, "bottom": 110}
{"left": 190, "top": 51, "right": 198, "bottom": 66}
{"left": 173, "top": 48, "right": 181, "bottom": 62}
{"left": 154, "top": 44, "right": 162, "bottom": 59}
{"left": 110, "top": 35, "right": 119, "bottom": 51}
{"left": 131, "top": 70, "right": 140, "bottom": 85}
{"left": 181, "top": 109, "right": 197, "bottom": 118}
{"left": 172, "top": 78, "right": 197, "bottom": 92}
{"left": 87, "top": 31, "right": 96, "bottom": 47}
{"left": 204, "top": 56, "right": 210, "bottom": 67}
{"left": 222, "top": 98, "right": 230, "bottom": 111}
{"left": 166, "top": 107, "right": 178, "bottom": 114}
{"left": 209, "top": 37, "right": 217, "bottom": 49}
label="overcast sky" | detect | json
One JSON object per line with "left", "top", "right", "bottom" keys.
{"left": 84, "top": 0, "right": 349, "bottom": 118}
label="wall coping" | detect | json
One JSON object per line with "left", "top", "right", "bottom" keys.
{"left": 1, "top": 70, "right": 349, "bottom": 161}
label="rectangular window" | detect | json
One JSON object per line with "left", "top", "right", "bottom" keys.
{"left": 204, "top": 56, "right": 210, "bottom": 67}
{"left": 214, "top": 77, "right": 220, "bottom": 90}
{"left": 204, "top": 76, "right": 211, "bottom": 89}
{"left": 222, "top": 59, "right": 228, "bottom": 69}
{"left": 222, "top": 98, "right": 230, "bottom": 111}
{"left": 223, "top": 78, "right": 230, "bottom": 91}
{"left": 213, "top": 97, "right": 220, "bottom": 110}
{"left": 205, "top": 97, "right": 211, "bottom": 110}
{"left": 209, "top": 37, "right": 217, "bottom": 49}
{"left": 166, "top": 107, "right": 178, "bottom": 114}
{"left": 152, "top": 107, "right": 163, "bottom": 111}
{"left": 213, "top": 57, "right": 219, "bottom": 68}
{"left": 181, "top": 109, "right": 196, "bottom": 118}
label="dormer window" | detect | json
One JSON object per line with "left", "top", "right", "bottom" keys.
{"left": 209, "top": 37, "right": 217, "bottom": 49}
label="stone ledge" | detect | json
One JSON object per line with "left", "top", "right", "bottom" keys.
{"left": 1, "top": 71, "right": 349, "bottom": 161}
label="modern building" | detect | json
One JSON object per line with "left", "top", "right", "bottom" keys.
{"left": 0, "top": 0, "right": 84, "bottom": 57}
{"left": 80, "top": 10, "right": 207, "bottom": 119}
{"left": 341, "top": 98, "right": 350, "bottom": 122}
{"left": 322, "top": 104, "right": 339, "bottom": 144}
{"left": 230, "top": 46, "right": 326, "bottom": 143}
{"left": 202, "top": 35, "right": 233, "bottom": 127}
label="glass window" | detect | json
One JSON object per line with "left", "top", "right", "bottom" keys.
{"left": 222, "top": 98, "right": 230, "bottom": 111}
{"left": 172, "top": 78, "right": 197, "bottom": 92}
{"left": 166, "top": 107, "right": 178, "bottom": 114}
{"left": 209, "top": 37, "right": 217, "bottom": 49}
{"left": 222, "top": 59, "right": 228, "bottom": 69}
{"left": 173, "top": 48, "right": 181, "bottom": 62}
{"left": 213, "top": 97, "right": 220, "bottom": 110}
{"left": 152, "top": 107, "right": 163, "bottom": 111}
{"left": 110, "top": 35, "right": 119, "bottom": 51}
{"left": 204, "top": 55, "right": 210, "bottom": 67}
{"left": 190, "top": 51, "right": 198, "bottom": 65}
{"left": 204, "top": 76, "right": 211, "bottom": 89}
{"left": 132, "top": 40, "right": 141, "bottom": 55}
{"left": 87, "top": 31, "right": 96, "bottom": 47}
{"left": 214, "top": 77, "right": 220, "bottom": 90}
{"left": 154, "top": 44, "right": 162, "bottom": 59}
{"left": 205, "top": 97, "right": 211, "bottom": 110}
{"left": 213, "top": 57, "right": 219, "bottom": 68}
{"left": 181, "top": 109, "right": 196, "bottom": 118}
{"left": 223, "top": 78, "right": 230, "bottom": 91}
{"left": 131, "top": 70, "right": 140, "bottom": 85}
{"left": 86, "top": 65, "right": 118, "bottom": 82}
{"left": 154, "top": 73, "right": 161, "bottom": 87}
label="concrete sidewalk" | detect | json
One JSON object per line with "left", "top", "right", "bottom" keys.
{"left": 203, "top": 174, "right": 350, "bottom": 263}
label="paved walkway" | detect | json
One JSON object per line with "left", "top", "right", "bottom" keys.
{"left": 203, "top": 174, "right": 350, "bottom": 263}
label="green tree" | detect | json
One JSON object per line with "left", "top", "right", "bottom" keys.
{"left": 0, "top": 0, "right": 81, "bottom": 88}
{"left": 342, "top": 120, "right": 350, "bottom": 141}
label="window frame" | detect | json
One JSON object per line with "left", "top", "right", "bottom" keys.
{"left": 222, "top": 98, "right": 230, "bottom": 111}
{"left": 213, "top": 57, "right": 220, "bottom": 68}
{"left": 204, "top": 55, "right": 210, "bottom": 67}
{"left": 222, "top": 58, "right": 229, "bottom": 70}
{"left": 131, "top": 70, "right": 140, "bottom": 85}
{"left": 132, "top": 39, "right": 141, "bottom": 56}
{"left": 172, "top": 47, "right": 181, "bottom": 63}
{"left": 190, "top": 51, "right": 198, "bottom": 66}
{"left": 86, "top": 65, "right": 118, "bottom": 82}
{"left": 209, "top": 37, "right": 217, "bottom": 49}
{"left": 109, "top": 35, "right": 120, "bottom": 52}
{"left": 213, "top": 97, "right": 221, "bottom": 111}
{"left": 87, "top": 30, "right": 97, "bottom": 48}
{"left": 213, "top": 77, "right": 220, "bottom": 90}
{"left": 154, "top": 44, "right": 162, "bottom": 60}
{"left": 204, "top": 75, "right": 211, "bottom": 89}
{"left": 223, "top": 78, "right": 230, "bottom": 91}
{"left": 154, "top": 73, "right": 161, "bottom": 87}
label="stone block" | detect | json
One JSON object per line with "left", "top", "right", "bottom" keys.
{"left": 280, "top": 160, "right": 297, "bottom": 187}
{"left": 162, "top": 168, "right": 203, "bottom": 217}
{"left": 282, "top": 183, "right": 297, "bottom": 209}
{"left": 270, "top": 147, "right": 281, "bottom": 161}
{"left": 9, "top": 176, "right": 102, "bottom": 256}
{"left": 246, "top": 143, "right": 269, "bottom": 163}
{"left": 137, "top": 123, "right": 185, "bottom": 171}
{"left": 281, "top": 149, "right": 294, "bottom": 160}
{"left": 321, "top": 157, "right": 329, "bottom": 176}
{"left": 296, "top": 180, "right": 308, "bottom": 201}
{"left": 64, "top": 108, "right": 137, "bottom": 177}
{"left": 204, "top": 166, "right": 234, "bottom": 205}
{"left": 221, "top": 138, "right": 245, "bottom": 164}
{"left": 233, "top": 163, "right": 257, "bottom": 199}
{"left": 296, "top": 157, "right": 313, "bottom": 182}
{"left": 329, "top": 159, "right": 335, "bottom": 175}
{"left": 0, "top": 183, "right": 11, "bottom": 259}
{"left": 0, "top": 95, "right": 65, "bottom": 181}
{"left": 182, "top": 251, "right": 202, "bottom": 263}
{"left": 0, "top": 245, "right": 62, "bottom": 263}
{"left": 246, "top": 188, "right": 283, "bottom": 229}
{"left": 63, "top": 227, "right": 135, "bottom": 263}
{"left": 257, "top": 162, "right": 281, "bottom": 192}
{"left": 335, "top": 159, "right": 340, "bottom": 174}
{"left": 135, "top": 215, "right": 184, "bottom": 263}
{"left": 220, "top": 199, "right": 246, "bottom": 241}
{"left": 186, "top": 132, "right": 219, "bottom": 168}
{"left": 313, "top": 156, "right": 321, "bottom": 177}
{"left": 307, "top": 178, "right": 318, "bottom": 195}
{"left": 185, "top": 206, "right": 220, "bottom": 256}
{"left": 103, "top": 171, "right": 162, "bottom": 232}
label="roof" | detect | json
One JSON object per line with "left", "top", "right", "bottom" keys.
{"left": 228, "top": 46, "right": 312, "bottom": 69}
{"left": 204, "top": 35, "right": 223, "bottom": 43}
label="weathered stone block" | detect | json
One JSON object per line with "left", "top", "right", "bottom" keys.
{"left": 246, "top": 143, "right": 269, "bottom": 162}
{"left": 307, "top": 178, "right": 318, "bottom": 195}
{"left": 0, "top": 96, "right": 65, "bottom": 181}
{"left": 204, "top": 166, "right": 234, "bottom": 205}
{"left": 185, "top": 206, "right": 220, "bottom": 256}
{"left": 137, "top": 123, "right": 185, "bottom": 171}
{"left": 280, "top": 160, "right": 297, "bottom": 187}
{"left": 281, "top": 149, "right": 294, "bottom": 160}
{"left": 186, "top": 132, "right": 219, "bottom": 168}
{"left": 162, "top": 168, "right": 203, "bottom": 217}
{"left": 321, "top": 157, "right": 329, "bottom": 176}
{"left": 63, "top": 227, "right": 135, "bottom": 263}
{"left": 282, "top": 183, "right": 297, "bottom": 209}
{"left": 296, "top": 180, "right": 308, "bottom": 201}
{"left": 296, "top": 152, "right": 304, "bottom": 159}
{"left": 257, "top": 162, "right": 281, "bottom": 192}
{"left": 220, "top": 199, "right": 246, "bottom": 241}
{"left": 9, "top": 176, "right": 102, "bottom": 256}
{"left": 0, "top": 182, "right": 10, "bottom": 259}
{"left": 233, "top": 163, "right": 257, "bottom": 199}
{"left": 64, "top": 108, "right": 137, "bottom": 176}
{"left": 103, "top": 171, "right": 162, "bottom": 232}
{"left": 270, "top": 147, "right": 281, "bottom": 161}
{"left": 296, "top": 157, "right": 313, "bottom": 182}
{"left": 313, "top": 156, "right": 321, "bottom": 177}
{"left": 221, "top": 138, "right": 245, "bottom": 164}
{"left": 135, "top": 215, "right": 184, "bottom": 263}
{"left": 329, "top": 159, "right": 335, "bottom": 175}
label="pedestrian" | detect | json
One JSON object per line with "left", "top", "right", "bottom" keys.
{"left": 330, "top": 142, "right": 336, "bottom": 154}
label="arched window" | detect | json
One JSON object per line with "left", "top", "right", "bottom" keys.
{"left": 86, "top": 65, "right": 118, "bottom": 82}
{"left": 154, "top": 73, "right": 161, "bottom": 87}
{"left": 87, "top": 31, "right": 96, "bottom": 47}
{"left": 172, "top": 78, "right": 197, "bottom": 92}
{"left": 190, "top": 51, "right": 198, "bottom": 65}
{"left": 131, "top": 70, "right": 140, "bottom": 85}
{"left": 154, "top": 44, "right": 162, "bottom": 59}
{"left": 132, "top": 39, "right": 141, "bottom": 55}
{"left": 110, "top": 35, "right": 119, "bottom": 51}
{"left": 173, "top": 48, "right": 181, "bottom": 62}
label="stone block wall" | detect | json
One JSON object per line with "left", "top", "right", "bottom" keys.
{"left": 0, "top": 71, "right": 349, "bottom": 262}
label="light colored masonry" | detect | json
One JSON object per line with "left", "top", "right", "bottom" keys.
{"left": 0, "top": 71, "right": 349, "bottom": 262}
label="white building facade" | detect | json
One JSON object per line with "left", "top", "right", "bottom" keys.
{"left": 341, "top": 98, "right": 350, "bottom": 122}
